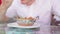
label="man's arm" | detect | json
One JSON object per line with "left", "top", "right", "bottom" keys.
{"left": 0, "top": 0, "right": 13, "bottom": 22}
{"left": 0, "top": 6, "right": 9, "bottom": 22}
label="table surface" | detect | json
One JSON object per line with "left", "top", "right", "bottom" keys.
{"left": 0, "top": 19, "right": 60, "bottom": 34}
{"left": 0, "top": 18, "right": 60, "bottom": 34}
{"left": 0, "top": 23, "right": 60, "bottom": 34}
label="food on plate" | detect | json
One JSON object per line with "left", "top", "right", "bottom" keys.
{"left": 17, "top": 17, "right": 36, "bottom": 26}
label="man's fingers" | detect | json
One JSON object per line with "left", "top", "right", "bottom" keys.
{"left": 5, "top": 0, "right": 13, "bottom": 7}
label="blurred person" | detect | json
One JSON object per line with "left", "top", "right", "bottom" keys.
{"left": 0, "top": 0, "right": 60, "bottom": 34}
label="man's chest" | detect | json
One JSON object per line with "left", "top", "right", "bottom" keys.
{"left": 16, "top": 0, "right": 52, "bottom": 17}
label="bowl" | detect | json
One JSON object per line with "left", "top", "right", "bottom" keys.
{"left": 17, "top": 17, "right": 36, "bottom": 26}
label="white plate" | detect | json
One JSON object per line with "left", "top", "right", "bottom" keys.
{"left": 7, "top": 22, "right": 40, "bottom": 28}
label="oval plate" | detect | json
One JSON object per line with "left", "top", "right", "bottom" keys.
{"left": 7, "top": 22, "right": 40, "bottom": 28}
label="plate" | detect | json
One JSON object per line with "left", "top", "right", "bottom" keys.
{"left": 7, "top": 22, "right": 40, "bottom": 28}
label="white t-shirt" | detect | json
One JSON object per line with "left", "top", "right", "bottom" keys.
{"left": 6, "top": 0, "right": 60, "bottom": 25}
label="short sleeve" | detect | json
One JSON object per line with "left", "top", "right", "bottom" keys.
{"left": 6, "top": 0, "right": 18, "bottom": 18}
{"left": 6, "top": 7, "right": 17, "bottom": 18}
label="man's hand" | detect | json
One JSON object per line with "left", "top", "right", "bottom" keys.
{"left": 0, "top": 0, "right": 13, "bottom": 16}
{"left": 0, "top": 0, "right": 13, "bottom": 9}
{"left": 0, "top": 0, "right": 13, "bottom": 13}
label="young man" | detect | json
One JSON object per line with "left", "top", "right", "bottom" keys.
{"left": 0, "top": 0, "right": 60, "bottom": 34}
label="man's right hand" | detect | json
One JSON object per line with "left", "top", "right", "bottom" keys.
{"left": 0, "top": 0, "right": 13, "bottom": 9}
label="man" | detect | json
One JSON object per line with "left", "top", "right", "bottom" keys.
{"left": 0, "top": 0, "right": 60, "bottom": 34}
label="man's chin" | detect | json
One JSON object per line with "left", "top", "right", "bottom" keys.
{"left": 21, "top": 1, "right": 27, "bottom": 4}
